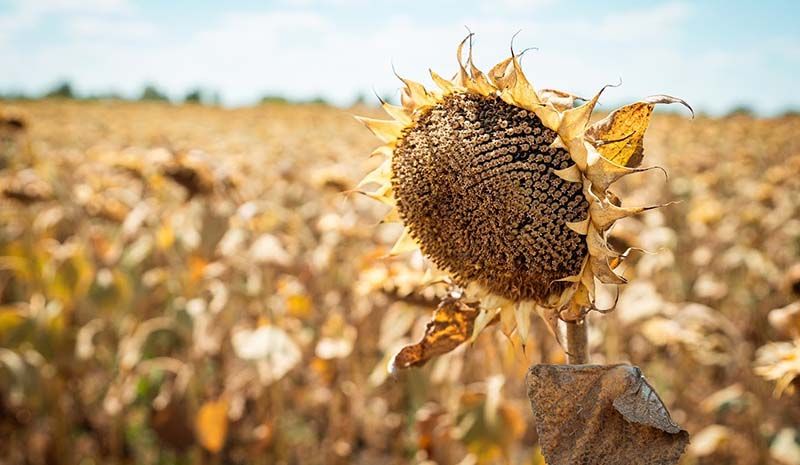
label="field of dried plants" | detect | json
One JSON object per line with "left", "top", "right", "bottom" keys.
{"left": 1, "top": 99, "right": 799, "bottom": 465}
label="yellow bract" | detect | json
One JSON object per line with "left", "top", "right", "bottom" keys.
{"left": 588, "top": 95, "right": 693, "bottom": 168}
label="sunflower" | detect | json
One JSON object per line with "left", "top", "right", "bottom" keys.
{"left": 356, "top": 35, "right": 691, "bottom": 362}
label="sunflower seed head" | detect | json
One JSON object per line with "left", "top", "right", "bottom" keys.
{"left": 392, "top": 92, "right": 588, "bottom": 302}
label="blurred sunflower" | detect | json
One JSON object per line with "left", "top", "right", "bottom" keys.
{"left": 357, "top": 35, "right": 691, "bottom": 361}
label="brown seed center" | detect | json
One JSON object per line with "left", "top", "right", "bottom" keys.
{"left": 392, "top": 92, "right": 589, "bottom": 302}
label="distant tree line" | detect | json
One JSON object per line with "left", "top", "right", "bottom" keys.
{"left": 258, "top": 94, "right": 333, "bottom": 105}
{"left": 0, "top": 81, "right": 408, "bottom": 108}
{"left": 32, "top": 83, "right": 797, "bottom": 116}
{"left": 0, "top": 80, "right": 351, "bottom": 107}
{"left": 0, "top": 81, "right": 228, "bottom": 105}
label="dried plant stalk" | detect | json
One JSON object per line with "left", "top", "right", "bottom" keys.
{"left": 565, "top": 319, "right": 589, "bottom": 364}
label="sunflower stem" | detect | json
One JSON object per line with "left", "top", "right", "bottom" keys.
{"left": 565, "top": 318, "right": 589, "bottom": 364}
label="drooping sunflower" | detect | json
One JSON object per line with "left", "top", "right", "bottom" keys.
{"left": 357, "top": 36, "right": 691, "bottom": 362}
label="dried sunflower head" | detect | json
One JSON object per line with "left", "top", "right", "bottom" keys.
{"left": 357, "top": 36, "right": 691, "bottom": 354}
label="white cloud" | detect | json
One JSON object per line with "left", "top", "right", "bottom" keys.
{"left": 194, "top": 10, "right": 329, "bottom": 47}
{"left": 592, "top": 2, "right": 690, "bottom": 41}
{"left": 487, "top": 0, "right": 555, "bottom": 11}
{"left": 66, "top": 16, "right": 156, "bottom": 40}
{"left": 4, "top": 0, "right": 132, "bottom": 20}
{"left": 26, "top": 0, "right": 129, "bottom": 10}
{"left": 0, "top": 0, "right": 134, "bottom": 45}
{"left": 0, "top": 1, "right": 796, "bottom": 114}
{"left": 0, "top": 2, "right": 691, "bottom": 104}
{"left": 280, "top": 0, "right": 371, "bottom": 6}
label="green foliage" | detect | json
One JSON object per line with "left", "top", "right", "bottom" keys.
{"left": 727, "top": 104, "right": 754, "bottom": 116}
{"left": 780, "top": 108, "right": 800, "bottom": 118}
{"left": 45, "top": 81, "right": 75, "bottom": 99}
{"left": 260, "top": 94, "right": 290, "bottom": 104}
{"left": 84, "top": 91, "right": 124, "bottom": 101}
{"left": 260, "top": 94, "right": 329, "bottom": 106}
{"left": 184, "top": 89, "right": 203, "bottom": 104}
{"left": 140, "top": 84, "right": 170, "bottom": 102}
{"left": 304, "top": 96, "right": 328, "bottom": 105}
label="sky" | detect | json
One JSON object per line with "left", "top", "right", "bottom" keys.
{"left": 0, "top": 0, "right": 798, "bottom": 115}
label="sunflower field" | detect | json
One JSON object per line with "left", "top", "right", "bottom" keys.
{"left": 1, "top": 96, "right": 799, "bottom": 465}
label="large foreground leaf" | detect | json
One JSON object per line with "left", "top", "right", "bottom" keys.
{"left": 527, "top": 364, "right": 689, "bottom": 465}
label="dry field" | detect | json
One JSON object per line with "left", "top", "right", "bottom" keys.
{"left": 1, "top": 99, "right": 799, "bottom": 465}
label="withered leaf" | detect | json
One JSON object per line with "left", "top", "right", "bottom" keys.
{"left": 195, "top": 398, "right": 229, "bottom": 453}
{"left": 587, "top": 95, "right": 693, "bottom": 168}
{"left": 392, "top": 296, "right": 480, "bottom": 370}
{"left": 527, "top": 364, "right": 688, "bottom": 465}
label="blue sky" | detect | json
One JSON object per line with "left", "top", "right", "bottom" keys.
{"left": 1, "top": 0, "right": 798, "bottom": 115}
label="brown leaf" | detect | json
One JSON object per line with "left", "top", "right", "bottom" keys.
{"left": 391, "top": 296, "right": 480, "bottom": 370}
{"left": 0, "top": 110, "right": 26, "bottom": 132}
{"left": 526, "top": 364, "right": 688, "bottom": 465}
{"left": 161, "top": 152, "right": 216, "bottom": 198}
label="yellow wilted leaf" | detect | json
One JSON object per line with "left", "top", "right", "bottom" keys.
{"left": 392, "top": 296, "right": 480, "bottom": 370}
{"left": 310, "top": 357, "right": 336, "bottom": 384}
{"left": 188, "top": 255, "right": 207, "bottom": 284}
{"left": 587, "top": 95, "right": 692, "bottom": 167}
{"left": 195, "top": 398, "right": 229, "bottom": 453}
{"left": 286, "top": 294, "right": 312, "bottom": 318}
{"left": 156, "top": 224, "right": 175, "bottom": 250}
